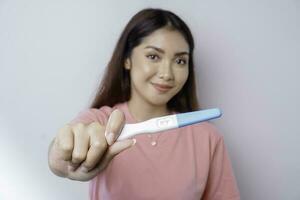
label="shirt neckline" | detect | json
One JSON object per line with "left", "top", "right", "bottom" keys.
{"left": 120, "top": 101, "right": 179, "bottom": 144}
{"left": 121, "top": 101, "right": 177, "bottom": 123}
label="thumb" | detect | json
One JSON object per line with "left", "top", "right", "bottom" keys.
{"left": 105, "top": 138, "right": 136, "bottom": 160}
{"left": 91, "top": 138, "right": 136, "bottom": 173}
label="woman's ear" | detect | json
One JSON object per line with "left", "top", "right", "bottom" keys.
{"left": 124, "top": 58, "right": 131, "bottom": 70}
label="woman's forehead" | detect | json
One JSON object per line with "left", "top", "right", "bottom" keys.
{"left": 138, "top": 29, "right": 189, "bottom": 53}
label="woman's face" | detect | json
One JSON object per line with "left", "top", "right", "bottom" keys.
{"left": 125, "top": 27, "right": 190, "bottom": 106}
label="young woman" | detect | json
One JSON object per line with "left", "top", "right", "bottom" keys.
{"left": 48, "top": 8, "right": 240, "bottom": 200}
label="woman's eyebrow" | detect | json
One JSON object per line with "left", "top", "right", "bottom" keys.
{"left": 144, "top": 45, "right": 189, "bottom": 56}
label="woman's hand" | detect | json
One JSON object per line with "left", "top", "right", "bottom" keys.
{"left": 48, "top": 109, "right": 136, "bottom": 182}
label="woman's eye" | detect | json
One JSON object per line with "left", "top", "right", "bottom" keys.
{"left": 176, "top": 58, "right": 187, "bottom": 65}
{"left": 146, "top": 54, "right": 159, "bottom": 60}
{"left": 146, "top": 54, "right": 187, "bottom": 65}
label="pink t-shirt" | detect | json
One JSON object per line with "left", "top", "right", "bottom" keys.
{"left": 70, "top": 101, "right": 240, "bottom": 200}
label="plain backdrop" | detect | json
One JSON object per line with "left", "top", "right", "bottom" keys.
{"left": 1, "top": 0, "right": 299, "bottom": 199}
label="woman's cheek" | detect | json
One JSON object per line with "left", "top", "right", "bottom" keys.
{"left": 176, "top": 69, "right": 188, "bottom": 83}
{"left": 143, "top": 63, "right": 156, "bottom": 74}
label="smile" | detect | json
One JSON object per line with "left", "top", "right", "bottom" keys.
{"left": 151, "top": 83, "right": 173, "bottom": 93}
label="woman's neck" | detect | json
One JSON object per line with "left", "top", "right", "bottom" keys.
{"left": 127, "top": 99, "right": 172, "bottom": 122}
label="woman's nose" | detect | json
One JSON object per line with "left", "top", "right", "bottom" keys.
{"left": 158, "top": 61, "right": 174, "bottom": 80}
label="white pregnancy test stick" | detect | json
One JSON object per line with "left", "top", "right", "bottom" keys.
{"left": 116, "top": 108, "right": 222, "bottom": 141}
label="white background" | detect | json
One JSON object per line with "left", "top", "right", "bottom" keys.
{"left": 1, "top": 0, "right": 299, "bottom": 199}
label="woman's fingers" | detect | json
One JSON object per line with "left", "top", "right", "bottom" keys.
{"left": 71, "top": 123, "right": 90, "bottom": 165}
{"left": 76, "top": 139, "right": 136, "bottom": 179}
{"left": 103, "top": 139, "right": 136, "bottom": 162}
{"left": 105, "top": 109, "right": 126, "bottom": 145}
{"left": 80, "top": 122, "right": 108, "bottom": 171}
{"left": 55, "top": 124, "right": 74, "bottom": 161}
{"left": 54, "top": 108, "right": 136, "bottom": 181}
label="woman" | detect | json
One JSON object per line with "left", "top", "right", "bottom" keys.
{"left": 48, "top": 8, "right": 240, "bottom": 200}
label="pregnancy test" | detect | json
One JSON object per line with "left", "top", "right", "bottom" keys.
{"left": 116, "top": 108, "right": 222, "bottom": 141}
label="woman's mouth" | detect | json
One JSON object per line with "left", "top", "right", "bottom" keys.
{"left": 151, "top": 83, "right": 173, "bottom": 93}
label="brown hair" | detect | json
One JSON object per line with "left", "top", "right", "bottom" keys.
{"left": 90, "top": 8, "right": 200, "bottom": 113}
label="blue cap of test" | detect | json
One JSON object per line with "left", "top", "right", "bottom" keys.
{"left": 176, "top": 108, "right": 222, "bottom": 127}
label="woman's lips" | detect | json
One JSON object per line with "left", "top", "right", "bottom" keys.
{"left": 151, "top": 83, "right": 173, "bottom": 92}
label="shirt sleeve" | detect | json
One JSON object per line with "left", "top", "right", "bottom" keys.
{"left": 68, "top": 106, "right": 113, "bottom": 126}
{"left": 202, "top": 136, "right": 240, "bottom": 200}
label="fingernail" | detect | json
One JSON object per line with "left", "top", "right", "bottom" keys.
{"left": 131, "top": 138, "right": 136, "bottom": 146}
{"left": 106, "top": 132, "right": 115, "bottom": 145}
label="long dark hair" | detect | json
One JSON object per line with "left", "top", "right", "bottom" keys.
{"left": 90, "top": 8, "right": 200, "bottom": 113}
